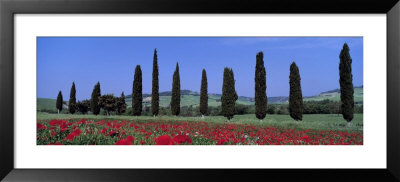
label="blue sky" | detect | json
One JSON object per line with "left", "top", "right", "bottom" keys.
{"left": 37, "top": 37, "right": 363, "bottom": 101}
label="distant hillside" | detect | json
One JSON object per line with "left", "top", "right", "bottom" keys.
{"left": 268, "top": 96, "right": 289, "bottom": 103}
{"left": 37, "top": 98, "right": 68, "bottom": 112}
{"left": 303, "top": 86, "right": 363, "bottom": 103}
{"left": 38, "top": 86, "right": 363, "bottom": 111}
{"left": 125, "top": 90, "right": 254, "bottom": 108}
{"left": 320, "top": 85, "right": 363, "bottom": 94}
{"left": 265, "top": 86, "right": 363, "bottom": 104}
{"left": 126, "top": 89, "right": 199, "bottom": 98}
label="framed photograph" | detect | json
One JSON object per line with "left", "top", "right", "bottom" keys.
{"left": 1, "top": 0, "right": 399, "bottom": 181}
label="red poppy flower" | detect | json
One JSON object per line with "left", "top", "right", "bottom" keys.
{"left": 115, "top": 139, "right": 131, "bottom": 145}
{"left": 155, "top": 135, "right": 175, "bottom": 145}
{"left": 173, "top": 135, "right": 193, "bottom": 145}
{"left": 100, "top": 128, "right": 108, "bottom": 134}
{"left": 72, "top": 129, "right": 82, "bottom": 136}
{"left": 79, "top": 119, "right": 86, "bottom": 125}
{"left": 60, "top": 126, "right": 68, "bottom": 133}
{"left": 66, "top": 133, "right": 75, "bottom": 141}
{"left": 37, "top": 123, "right": 47, "bottom": 130}
{"left": 126, "top": 136, "right": 134, "bottom": 142}
{"left": 114, "top": 136, "right": 134, "bottom": 145}
{"left": 217, "top": 138, "right": 227, "bottom": 145}
{"left": 49, "top": 119, "right": 58, "bottom": 126}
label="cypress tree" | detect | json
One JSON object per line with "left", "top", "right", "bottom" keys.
{"left": 151, "top": 49, "right": 159, "bottom": 117}
{"left": 68, "top": 82, "right": 76, "bottom": 114}
{"left": 56, "top": 91, "right": 63, "bottom": 114}
{"left": 255, "top": 52, "right": 267, "bottom": 121}
{"left": 339, "top": 43, "right": 354, "bottom": 127}
{"left": 132, "top": 65, "right": 143, "bottom": 116}
{"left": 170, "top": 62, "right": 181, "bottom": 115}
{"left": 289, "top": 62, "right": 304, "bottom": 122}
{"left": 116, "top": 92, "right": 127, "bottom": 115}
{"left": 90, "top": 82, "right": 101, "bottom": 115}
{"left": 221, "top": 68, "right": 238, "bottom": 121}
{"left": 200, "top": 69, "right": 208, "bottom": 118}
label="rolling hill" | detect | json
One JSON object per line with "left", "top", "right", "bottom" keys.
{"left": 125, "top": 90, "right": 255, "bottom": 108}
{"left": 255, "top": 86, "right": 363, "bottom": 104}
{"left": 38, "top": 86, "right": 363, "bottom": 112}
{"left": 303, "top": 86, "right": 363, "bottom": 103}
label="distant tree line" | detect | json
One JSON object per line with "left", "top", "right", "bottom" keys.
{"left": 120, "top": 100, "right": 362, "bottom": 117}
{"left": 53, "top": 43, "right": 356, "bottom": 126}
{"left": 54, "top": 81, "right": 127, "bottom": 115}
{"left": 48, "top": 96, "right": 362, "bottom": 117}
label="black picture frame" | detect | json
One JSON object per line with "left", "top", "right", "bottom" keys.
{"left": 1, "top": 0, "right": 399, "bottom": 181}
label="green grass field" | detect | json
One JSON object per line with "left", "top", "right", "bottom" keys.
{"left": 37, "top": 112, "right": 363, "bottom": 133}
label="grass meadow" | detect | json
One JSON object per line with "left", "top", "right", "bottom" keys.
{"left": 37, "top": 112, "right": 363, "bottom": 132}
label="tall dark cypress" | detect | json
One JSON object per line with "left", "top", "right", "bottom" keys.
{"left": 289, "top": 62, "right": 303, "bottom": 122}
{"left": 200, "top": 69, "right": 208, "bottom": 118}
{"left": 255, "top": 52, "right": 267, "bottom": 121}
{"left": 170, "top": 62, "right": 181, "bottom": 115}
{"left": 339, "top": 43, "right": 354, "bottom": 127}
{"left": 68, "top": 82, "right": 76, "bottom": 114}
{"left": 90, "top": 82, "right": 101, "bottom": 115}
{"left": 56, "top": 91, "right": 63, "bottom": 114}
{"left": 221, "top": 68, "right": 238, "bottom": 121}
{"left": 151, "top": 49, "right": 159, "bottom": 117}
{"left": 132, "top": 65, "right": 143, "bottom": 116}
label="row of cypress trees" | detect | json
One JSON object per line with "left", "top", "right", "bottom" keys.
{"left": 132, "top": 50, "right": 185, "bottom": 117}
{"left": 129, "top": 49, "right": 298, "bottom": 122}
{"left": 253, "top": 51, "right": 304, "bottom": 123}
{"left": 253, "top": 43, "right": 354, "bottom": 125}
{"left": 130, "top": 50, "right": 211, "bottom": 119}
{"left": 56, "top": 43, "right": 354, "bottom": 125}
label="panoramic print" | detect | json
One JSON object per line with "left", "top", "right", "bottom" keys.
{"left": 37, "top": 37, "right": 363, "bottom": 145}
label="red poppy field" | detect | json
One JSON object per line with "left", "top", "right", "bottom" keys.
{"left": 37, "top": 118, "right": 363, "bottom": 145}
